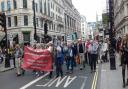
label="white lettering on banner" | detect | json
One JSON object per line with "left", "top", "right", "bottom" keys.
{"left": 64, "top": 76, "right": 77, "bottom": 88}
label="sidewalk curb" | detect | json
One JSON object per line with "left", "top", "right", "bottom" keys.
{"left": 0, "top": 67, "right": 14, "bottom": 72}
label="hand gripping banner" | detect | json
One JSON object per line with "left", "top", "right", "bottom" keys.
{"left": 21, "top": 46, "right": 52, "bottom": 72}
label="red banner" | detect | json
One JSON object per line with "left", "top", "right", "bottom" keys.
{"left": 21, "top": 46, "right": 52, "bottom": 72}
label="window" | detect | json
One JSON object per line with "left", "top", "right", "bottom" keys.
{"left": 44, "top": 0, "right": 46, "bottom": 14}
{"left": 35, "top": 3, "right": 38, "bottom": 12}
{"left": 7, "top": 0, "right": 11, "bottom": 11}
{"left": 13, "top": 0, "right": 17, "bottom": 9}
{"left": 23, "top": 32, "right": 30, "bottom": 43}
{"left": 8, "top": 17, "right": 11, "bottom": 27}
{"left": 36, "top": 18, "right": 39, "bottom": 27}
{"left": 41, "top": 20, "right": 43, "bottom": 28}
{"left": 14, "top": 16, "right": 18, "bottom": 26}
{"left": 40, "top": 0, "right": 42, "bottom": 13}
{"left": 53, "top": 4, "right": 54, "bottom": 10}
{"left": 51, "top": 2, "right": 52, "bottom": 8}
{"left": 23, "top": 0, "right": 27, "bottom": 8}
{"left": 24, "top": 15, "right": 28, "bottom": 26}
{"left": 1, "top": 1, "right": 4, "bottom": 12}
{"left": 48, "top": 2, "right": 50, "bottom": 16}
{"left": 127, "top": 4, "right": 128, "bottom": 16}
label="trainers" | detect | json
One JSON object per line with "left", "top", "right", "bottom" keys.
{"left": 126, "top": 79, "right": 128, "bottom": 85}
{"left": 123, "top": 83, "right": 125, "bottom": 88}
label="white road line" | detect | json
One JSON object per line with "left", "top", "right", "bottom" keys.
{"left": 80, "top": 76, "right": 87, "bottom": 89}
{"left": 20, "top": 72, "right": 49, "bottom": 89}
{"left": 64, "top": 76, "right": 77, "bottom": 88}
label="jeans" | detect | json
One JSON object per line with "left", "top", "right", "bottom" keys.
{"left": 79, "top": 53, "right": 85, "bottom": 68}
{"left": 15, "top": 57, "right": 21, "bottom": 74}
{"left": 90, "top": 54, "right": 97, "bottom": 71}
{"left": 67, "top": 57, "right": 74, "bottom": 71}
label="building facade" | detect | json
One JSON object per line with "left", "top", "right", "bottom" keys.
{"left": 0, "top": 0, "right": 81, "bottom": 46}
{"left": 114, "top": 0, "right": 128, "bottom": 38}
{"left": 81, "top": 15, "right": 89, "bottom": 41}
{"left": 63, "top": 0, "right": 81, "bottom": 41}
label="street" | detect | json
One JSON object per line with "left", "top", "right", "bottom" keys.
{"left": 0, "top": 64, "right": 98, "bottom": 89}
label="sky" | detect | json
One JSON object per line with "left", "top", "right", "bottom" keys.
{"left": 72, "top": 0, "right": 106, "bottom": 22}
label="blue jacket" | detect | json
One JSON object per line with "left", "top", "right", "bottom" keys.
{"left": 55, "top": 46, "right": 64, "bottom": 65}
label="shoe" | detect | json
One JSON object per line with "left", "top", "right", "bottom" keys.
{"left": 93, "top": 70, "right": 96, "bottom": 72}
{"left": 17, "top": 74, "right": 21, "bottom": 77}
{"left": 69, "top": 71, "right": 73, "bottom": 74}
{"left": 123, "top": 83, "right": 125, "bottom": 88}
{"left": 91, "top": 70, "right": 93, "bottom": 73}
{"left": 22, "top": 70, "right": 25, "bottom": 75}
{"left": 80, "top": 67, "right": 83, "bottom": 70}
{"left": 126, "top": 79, "right": 128, "bottom": 85}
{"left": 119, "top": 64, "right": 122, "bottom": 66}
{"left": 56, "top": 75, "right": 59, "bottom": 78}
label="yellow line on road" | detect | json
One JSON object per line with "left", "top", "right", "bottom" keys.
{"left": 91, "top": 66, "right": 99, "bottom": 89}
{"left": 94, "top": 71, "right": 98, "bottom": 89}
{"left": 91, "top": 72, "right": 96, "bottom": 89}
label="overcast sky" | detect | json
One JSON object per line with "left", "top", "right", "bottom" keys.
{"left": 72, "top": 0, "right": 106, "bottom": 22}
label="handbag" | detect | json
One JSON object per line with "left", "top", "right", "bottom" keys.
{"left": 76, "top": 55, "right": 80, "bottom": 64}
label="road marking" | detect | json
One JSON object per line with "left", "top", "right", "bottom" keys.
{"left": 20, "top": 72, "right": 49, "bottom": 89}
{"left": 80, "top": 76, "right": 87, "bottom": 89}
{"left": 91, "top": 66, "right": 99, "bottom": 89}
{"left": 55, "top": 76, "right": 67, "bottom": 87}
{"left": 48, "top": 76, "right": 67, "bottom": 87}
{"left": 36, "top": 77, "right": 56, "bottom": 87}
{"left": 94, "top": 71, "right": 98, "bottom": 89}
{"left": 91, "top": 72, "right": 97, "bottom": 89}
{"left": 64, "top": 76, "right": 77, "bottom": 88}
{"left": 36, "top": 76, "right": 77, "bottom": 88}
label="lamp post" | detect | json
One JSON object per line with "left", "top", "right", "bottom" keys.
{"left": 33, "top": 0, "right": 37, "bottom": 42}
{"left": 109, "top": 0, "right": 116, "bottom": 70}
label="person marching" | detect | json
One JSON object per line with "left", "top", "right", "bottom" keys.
{"left": 121, "top": 35, "right": 128, "bottom": 88}
{"left": 85, "top": 40, "right": 91, "bottom": 65}
{"left": 66, "top": 43, "right": 74, "bottom": 73}
{"left": 55, "top": 43, "right": 64, "bottom": 77}
{"left": 47, "top": 41, "right": 54, "bottom": 78}
{"left": 102, "top": 39, "right": 109, "bottom": 62}
{"left": 14, "top": 44, "right": 23, "bottom": 76}
{"left": 78, "top": 39, "right": 85, "bottom": 70}
{"left": 90, "top": 40, "right": 98, "bottom": 72}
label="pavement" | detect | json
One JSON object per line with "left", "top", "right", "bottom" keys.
{"left": 97, "top": 53, "right": 128, "bottom": 89}
{"left": 0, "top": 59, "right": 14, "bottom": 72}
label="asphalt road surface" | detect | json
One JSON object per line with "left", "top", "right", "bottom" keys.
{"left": 0, "top": 64, "right": 99, "bottom": 89}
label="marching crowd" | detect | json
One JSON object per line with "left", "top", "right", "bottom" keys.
{"left": 0, "top": 38, "right": 104, "bottom": 77}
{"left": 0, "top": 35, "right": 128, "bottom": 88}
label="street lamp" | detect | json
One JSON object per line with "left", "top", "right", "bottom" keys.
{"left": 32, "top": 0, "right": 37, "bottom": 42}
{"left": 108, "top": 0, "right": 116, "bottom": 70}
